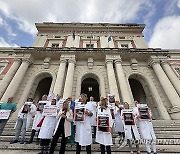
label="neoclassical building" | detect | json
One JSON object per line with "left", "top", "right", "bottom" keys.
{"left": 0, "top": 23, "right": 180, "bottom": 120}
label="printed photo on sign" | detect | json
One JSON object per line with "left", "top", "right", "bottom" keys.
{"left": 0, "top": 110, "right": 11, "bottom": 119}
{"left": 97, "top": 115, "right": 110, "bottom": 133}
{"left": 74, "top": 105, "right": 85, "bottom": 122}
{"left": 21, "top": 102, "right": 33, "bottom": 113}
{"left": 122, "top": 110, "right": 135, "bottom": 125}
{"left": 42, "top": 105, "right": 58, "bottom": 116}
{"left": 37, "top": 101, "right": 48, "bottom": 111}
{"left": 137, "top": 104, "right": 150, "bottom": 120}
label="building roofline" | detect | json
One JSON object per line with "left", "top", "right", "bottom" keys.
{"left": 35, "top": 22, "right": 146, "bottom": 33}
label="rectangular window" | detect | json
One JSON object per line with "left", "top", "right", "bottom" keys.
{"left": 175, "top": 68, "right": 180, "bottom": 75}
{"left": 54, "top": 36, "right": 61, "bottom": 38}
{"left": 0, "top": 66, "right": 5, "bottom": 74}
{"left": 51, "top": 44, "right": 59, "bottom": 48}
{"left": 119, "top": 37, "right": 125, "bottom": 39}
{"left": 121, "top": 44, "right": 128, "bottom": 48}
{"left": 86, "top": 44, "right": 94, "bottom": 48}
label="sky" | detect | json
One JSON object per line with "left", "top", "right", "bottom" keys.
{"left": 0, "top": 0, "right": 180, "bottom": 49}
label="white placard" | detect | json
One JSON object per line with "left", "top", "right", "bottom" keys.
{"left": 0, "top": 110, "right": 11, "bottom": 119}
{"left": 42, "top": 105, "right": 58, "bottom": 116}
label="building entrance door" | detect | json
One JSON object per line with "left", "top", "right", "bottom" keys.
{"left": 81, "top": 78, "right": 100, "bottom": 102}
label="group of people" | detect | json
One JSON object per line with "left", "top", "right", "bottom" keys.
{"left": 1, "top": 93, "right": 157, "bottom": 154}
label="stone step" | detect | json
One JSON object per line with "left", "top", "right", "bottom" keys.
{"left": 0, "top": 142, "right": 180, "bottom": 153}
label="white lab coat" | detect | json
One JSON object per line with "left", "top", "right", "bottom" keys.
{"left": 121, "top": 109, "right": 140, "bottom": 140}
{"left": 133, "top": 107, "right": 156, "bottom": 141}
{"left": 32, "top": 111, "right": 43, "bottom": 131}
{"left": 96, "top": 107, "right": 113, "bottom": 146}
{"left": 54, "top": 109, "right": 73, "bottom": 138}
{"left": 87, "top": 101, "right": 97, "bottom": 126}
{"left": 38, "top": 104, "right": 58, "bottom": 139}
{"left": 16, "top": 103, "right": 36, "bottom": 131}
{"left": 114, "top": 106, "right": 124, "bottom": 132}
{"left": 75, "top": 102, "right": 93, "bottom": 146}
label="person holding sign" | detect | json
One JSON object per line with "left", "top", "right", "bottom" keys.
{"left": 133, "top": 101, "right": 157, "bottom": 154}
{"left": 38, "top": 99, "right": 58, "bottom": 154}
{"left": 87, "top": 96, "right": 97, "bottom": 138}
{"left": 10, "top": 98, "right": 36, "bottom": 144}
{"left": 75, "top": 93, "right": 93, "bottom": 154}
{"left": 0, "top": 97, "right": 17, "bottom": 135}
{"left": 49, "top": 100, "right": 73, "bottom": 154}
{"left": 121, "top": 102, "right": 140, "bottom": 154}
{"left": 114, "top": 101, "right": 125, "bottom": 141}
{"left": 26, "top": 94, "right": 48, "bottom": 144}
{"left": 96, "top": 98, "right": 113, "bottom": 154}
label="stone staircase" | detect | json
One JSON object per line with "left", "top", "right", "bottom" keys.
{"left": 0, "top": 120, "right": 180, "bottom": 154}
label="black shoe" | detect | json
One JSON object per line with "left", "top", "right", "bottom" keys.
{"left": 20, "top": 140, "right": 24, "bottom": 144}
{"left": 26, "top": 140, "right": 33, "bottom": 144}
{"left": 10, "top": 140, "right": 18, "bottom": 144}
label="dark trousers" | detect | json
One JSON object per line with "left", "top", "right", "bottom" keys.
{"left": 76, "top": 142, "right": 91, "bottom": 154}
{"left": 0, "top": 119, "right": 8, "bottom": 136}
{"left": 40, "top": 139, "right": 51, "bottom": 146}
{"left": 93, "top": 126, "right": 96, "bottom": 138}
{"left": 49, "top": 125, "right": 67, "bottom": 154}
{"left": 100, "top": 144, "right": 111, "bottom": 154}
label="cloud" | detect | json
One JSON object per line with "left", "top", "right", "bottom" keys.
{"left": 0, "top": 16, "right": 16, "bottom": 38}
{"left": 0, "top": 37, "right": 18, "bottom": 47}
{"left": 0, "top": 0, "right": 153, "bottom": 36}
{"left": 148, "top": 16, "right": 180, "bottom": 49}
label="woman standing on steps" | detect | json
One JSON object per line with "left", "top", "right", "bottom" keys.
{"left": 96, "top": 98, "right": 113, "bottom": 154}
{"left": 38, "top": 99, "right": 58, "bottom": 154}
{"left": 49, "top": 100, "right": 73, "bottom": 154}
{"left": 133, "top": 100, "right": 157, "bottom": 154}
{"left": 26, "top": 95, "right": 48, "bottom": 144}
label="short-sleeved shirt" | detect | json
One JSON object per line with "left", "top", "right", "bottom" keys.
{"left": 0, "top": 102, "right": 17, "bottom": 112}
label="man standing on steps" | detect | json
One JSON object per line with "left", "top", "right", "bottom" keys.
{"left": 0, "top": 97, "right": 17, "bottom": 135}
{"left": 87, "top": 96, "right": 97, "bottom": 138}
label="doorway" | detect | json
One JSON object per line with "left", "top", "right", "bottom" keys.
{"left": 81, "top": 78, "right": 100, "bottom": 102}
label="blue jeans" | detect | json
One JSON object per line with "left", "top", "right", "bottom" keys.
{"left": 14, "top": 118, "right": 27, "bottom": 142}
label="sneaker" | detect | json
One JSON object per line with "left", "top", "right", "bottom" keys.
{"left": 20, "top": 140, "right": 24, "bottom": 144}
{"left": 10, "top": 140, "right": 18, "bottom": 144}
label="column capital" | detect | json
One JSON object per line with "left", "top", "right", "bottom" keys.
{"left": 14, "top": 58, "right": 22, "bottom": 63}
{"left": 22, "top": 58, "right": 33, "bottom": 65}
{"left": 68, "top": 58, "right": 76, "bottom": 64}
{"left": 114, "top": 58, "right": 122, "bottom": 64}
{"left": 59, "top": 58, "right": 67, "bottom": 63}
{"left": 105, "top": 59, "right": 113, "bottom": 64}
{"left": 160, "top": 60, "right": 168, "bottom": 66}
{"left": 148, "top": 59, "right": 160, "bottom": 67}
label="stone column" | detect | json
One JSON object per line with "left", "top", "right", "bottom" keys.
{"left": 63, "top": 58, "right": 76, "bottom": 99}
{"left": 1, "top": 59, "right": 31, "bottom": 102}
{"left": 149, "top": 60, "right": 180, "bottom": 108}
{"left": 0, "top": 59, "right": 21, "bottom": 99}
{"left": 53, "top": 58, "right": 67, "bottom": 95}
{"left": 115, "top": 59, "right": 132, "bottom": 104}
{"left": 106, "top": 59, "right": 120, "bottom": 101}
{"left": 161, "top": 61, "right": 180, "bottom": 96}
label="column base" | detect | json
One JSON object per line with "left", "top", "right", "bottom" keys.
{"left": 168, "top": 106, "right": 180, "bottom": 119}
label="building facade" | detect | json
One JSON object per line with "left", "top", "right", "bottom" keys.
{"left": 0, "top": 23, "right": 180, "bottom": 120}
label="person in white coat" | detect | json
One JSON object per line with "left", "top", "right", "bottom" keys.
{"left": 49, "top": 100, "right": 73, "bottom": 154}
{"left": 10, "top": 98, "right": 36, "bottom": 144}
{"left": 26, "top": 94, "right": 48, "bottom": 144}
{"left": 87, "top": 96, "right": 97, "bottom": 138}
{"left": 114, "top": 101, "right": 125, "bottom": 141}
{"left": 121, "top": 102, "right": 140, "bottom": 154}
{"left": 96, "top": 98, "right": 113, "bottom": 154}
{"left": 38, "top": 99, "right": 58, "bottom": 154}
{"left": 133, "top": 101, "right": 157, "bottom": 154}
{"left": 75, "top": 93, "right": 93, "bottom": 154}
